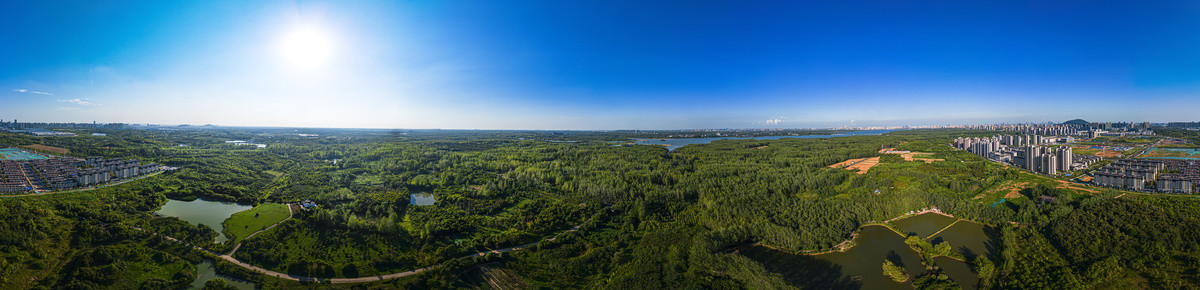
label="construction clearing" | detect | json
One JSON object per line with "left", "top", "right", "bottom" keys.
{"left": 23, "top": 144, "right": 69, "bottom": 155}
{"left": 880, "top": 148, "right": 944, "bottom": 163}
{"left": 828, "top": 157, "right": 881, "bottom": 174}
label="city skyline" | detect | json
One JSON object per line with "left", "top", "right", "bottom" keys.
{"left": 3, "top": 1, "right": 1200, "bottom": 129}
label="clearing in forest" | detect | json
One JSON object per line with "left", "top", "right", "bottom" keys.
{"left": 879, "top": 148, "right": 942, "bottom": 163}
{"left": 845, "top": 157, "right": 880, "bottom": 173}
{"left": 1055, "top": 179, "right": 1098, "bottom": 193}
{"left": 830, "top": 157, "right": 880, "bottom": 174}
{"left": 23, "top": 144, "right": 69, "bottom": 154}
{"left": 222, "top": 203, "right": 290, "bottom": 244}
{"left": 828, "top": 158, "right": 868, "bottom": 169}
{"left": 994, "top": 181, "right": 1032, "bottom": 199}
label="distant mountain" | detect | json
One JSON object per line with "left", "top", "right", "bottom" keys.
{"left": 1062, "top": 119, "right": 1089, "bottom": 126}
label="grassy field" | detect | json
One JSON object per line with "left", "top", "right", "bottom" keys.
{"left": 1157, "top": 143, "right": 1200, "bottom": 149}
{"left": 1071, "top": 147, "right": 1101, "bottom": 156}
{"left": 1114, "top": 137, "right": 1158, "bottom": 144}
{"left": 222, "top": 203, "right": 290, "bottom": 244}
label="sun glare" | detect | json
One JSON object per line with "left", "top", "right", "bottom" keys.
{"left": 279, "top": 26, "right": 334, "bottom": 69}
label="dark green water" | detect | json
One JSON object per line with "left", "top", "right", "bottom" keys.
{"left": 155, "top": 199, "right": 252, "bottom": 243}
{"left": 890, "top": 213, "right": 957, "bottom": 238}
{"left": 934, "top": 256, "right": 978, "bottom": 290}
{"left": 929, "top": 220, "right": 995, "bottom": 259}
{"left": 739, "top": 225, "right": 925, "bottom": 289}
{"left": 190, "top": 260, "right": 256, "bottom": 290}
{"left": 740, "top": 214, "right": 997, "bottom": 289}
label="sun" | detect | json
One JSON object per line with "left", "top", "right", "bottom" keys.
{"left": 278, "top": 26, "right": 334, "bottom": 69}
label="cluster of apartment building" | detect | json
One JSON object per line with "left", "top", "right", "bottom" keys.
{"left": 31, "top": 159, "right": 83, "bottom": 190}
{"left": 1091, "top": 159, "right": 1197, "bottom": 193}
{"left": 0, "top": 156, "right": 159, "bottom": 193}
{"left": 966, "top": 124, "right": 1081, "bottom": 136}
{"left": 1156, "top": 160, "right": 1197, "bottom": 193}
{"left": 953, "top": 134, "right": 1100, "bottom": 175}
{"left": 80, "top": 157, "right": 160, "bottom": 186}
{"left": 965, "top": 122, "right": 1156, "bottom": 138}
{"left": 0, "top": 161, "right": 30, "bottom": 192}
{"left": 1015, "top": 146, "right": 1074, "bottom": 175}
{"left": 1, "top": 159, "right": 81, "bottom": 192}
{"left": 1093, "top": 160, "right": 1163, "bottom": 191}
{"left": 954, "top": 134, "right": 1052, "bottom": 156}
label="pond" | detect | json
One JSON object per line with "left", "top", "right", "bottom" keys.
{"left": 739, "top": 225, "right": 925, "bottom": 289}
{"left": 934, "top": 256, "right": 978, "bottom": 290}
{"left": 889, "top": 213, "right": 958, "bottom": 238}
{"left": 155, "top": 198, "right": 252, "bottom": 243}
{"left": 411, "top": 193, "right": 436, "bottom": 206}
{"left": 929, "top": 220, "right": 995, "bottom": 259}
{"left": 631, "top": 129, "right": 900, "bottom": 151}
{"left": 190, "top": 260, "right": 256, "bottom": 290}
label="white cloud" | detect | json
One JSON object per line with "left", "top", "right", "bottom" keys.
{"left": 757, "top": 116, "right": 787, "bottom": 126}
{"left": 57, "top": 98, "right": 99, "bottom": 106}
{"left": 12, "top": 89, "right": 53, "bottom": 95}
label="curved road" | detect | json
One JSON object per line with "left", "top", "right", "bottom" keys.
{"left": 148, "top": 208, "right": 596, "bottom": 284}
{"left": 227, "top": 203, "right": 294, "bottom": 256}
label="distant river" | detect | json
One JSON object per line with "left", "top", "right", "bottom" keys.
{"left": 631, "top": 129, "right": 900, "bottom": 151}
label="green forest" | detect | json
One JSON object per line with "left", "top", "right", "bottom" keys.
{"left": 1, "top": 127, "right": 1198, "bottom": 289}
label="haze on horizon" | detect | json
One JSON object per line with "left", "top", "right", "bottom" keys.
{"left": 2, "top": 1, "right": 1199, "bottom": 130}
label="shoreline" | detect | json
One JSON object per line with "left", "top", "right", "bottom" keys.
{"left": 755, "top": 208, "right": 961, "bottom": 256}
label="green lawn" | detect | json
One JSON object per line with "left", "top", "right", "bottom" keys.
{"left": 1157, "top": 143, "right": 1200, "bottom": 149}
{"left": 1071, "top": 147, "right": 1101, "bottom": 156}
{"left": 222, "top": 203, "right": 290, "bottom": 244}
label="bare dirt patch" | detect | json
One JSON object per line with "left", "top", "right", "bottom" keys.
{"left": 1095, "top": 150, "right": 1124, "bottom": 158}
{"left": 829, "top": 157, "right": 880, "bottom": 174}
{"left": 902, "top": 153, "right": 942, "bottom": 163}
{"left": 996, "top": 181, "right": 1032, "bottom": 199}
{"left": 845, "top": 157, "right": 880, "bottom": 174}
{"left": 23, "top": 144, "right": 69, "bottom": 154}
{"left": 1055, "top": 179, "right": 1098, "bottom": 193}
{"left": 828, "top": 158, "right": 868, "bottom": 169}
{"left": 880, "top": 148, "right": 942, "bottom": 163}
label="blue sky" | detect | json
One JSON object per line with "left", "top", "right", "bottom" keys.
{"left": 2, "top": 0, "right": 1199, "bottom": 129}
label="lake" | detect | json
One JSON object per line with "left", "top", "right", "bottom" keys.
{"left": 190, "top": 260, "right": 256, "bottom": 290}
{"left": 411, "top": 193, "right": 437, "bottom": 206}
{"left": 889, "top": 213, "right": 958, "bottom": 238}
{"left": 929, "top": 220, "right": 995, "bottom": 259}
{"left": 934, "top": 256, "right": 978, "bottom": 290}
{"left": 631, "top": 129, "right": 900, "bottom": 151}
{"left": 155, "top": 198, "right": 252, "bottom": 243}
{"left": 739, "top": 225, "right": 924, "bottom": 289}
{"left": 740, "top": 215, "right": 997, "bottom": 289}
